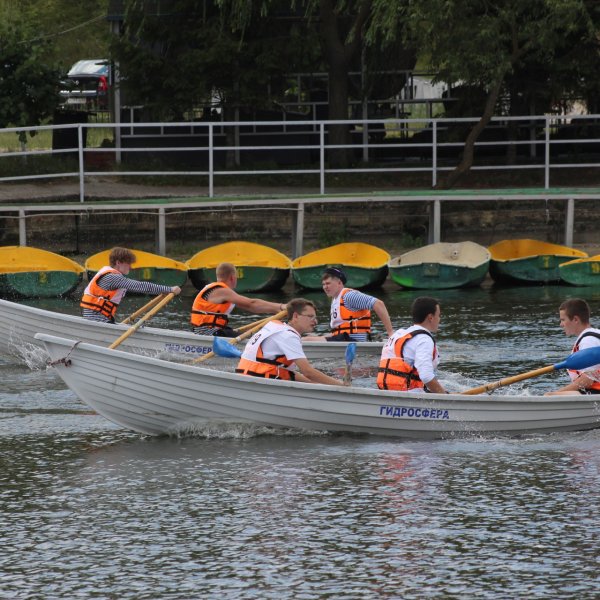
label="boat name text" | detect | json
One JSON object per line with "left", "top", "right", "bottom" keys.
{"left": 164, "top": 343, "right": 212, "bottom": 355}
{"left": 379, "top": 405, "right": 450, "bottom": 419}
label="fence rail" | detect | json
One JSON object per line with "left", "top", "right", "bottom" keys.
{"left": 1, "top": 114, "right": 600, "bottom": 201}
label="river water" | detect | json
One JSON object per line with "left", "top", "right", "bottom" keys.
{"left": 1, "top": 284, "right": 599, "bottom": 599}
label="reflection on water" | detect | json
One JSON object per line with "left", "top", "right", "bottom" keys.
{"left": 2, "top": 286, "right": 600, "bottom": 598}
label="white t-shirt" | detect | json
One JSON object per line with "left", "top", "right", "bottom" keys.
{"left": 242, "top": 321, "right": 306, "bottom": 363}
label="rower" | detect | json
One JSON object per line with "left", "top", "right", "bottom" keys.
{"left": 191, "top": 262, "right": 286, "bottom": 337}
{"left": 302, "top": 267, "right": 394, "bottom": 342}
{"left": 545, "top": 298, "right": 600, "bottom": 396}
{"left": 81, "top": 247, "right": 181, "bottom": 323}
{"left": 236, "top": 298, "right": 346, "bottom": 385}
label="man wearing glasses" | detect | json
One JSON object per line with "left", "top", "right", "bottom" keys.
{"left": 236, "top": 298, "right": 346, "bottom": 385}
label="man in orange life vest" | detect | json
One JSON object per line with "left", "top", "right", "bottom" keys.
{"left": 303, "top": 267, "right": 394, "bottom": 342}
{"left": 545, "top": 298, "right": 600, "bottom": 396}
{"left": 81, "top": 247, "right": 182, "bottom": 323}
{"left": 236, "top": 298, "right": 345, "bottom": 385}
{"left": 191, "top": 262, "right": 286, "bottom": 337}
{"left": 377, "top": 296, "right": 448, "bottom": 393}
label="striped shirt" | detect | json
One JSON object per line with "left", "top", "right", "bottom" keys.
{"left": 336, "top": 290, "right": 376, "bottom": 342}
{"left": 82, "top": 272, "right": 173, "bottom": 323}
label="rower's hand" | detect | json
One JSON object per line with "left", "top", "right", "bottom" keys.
{"left": 170, "top": 286, "right": 182, "bottom": 296}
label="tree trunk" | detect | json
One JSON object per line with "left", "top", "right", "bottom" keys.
{"left": 437, "top": 78, "right": 504, "bottom": 189}
{"left": 327, "top": 51, "right": 352, "bottom": 169}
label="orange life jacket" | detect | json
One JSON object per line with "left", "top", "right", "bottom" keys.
{"left": 80, "top": 266, "right": 126, "bottom": 320}
{"left": 190, "top": 282, "right": 234, "bottom": 329}
{"left": 235, "top": 321, "right": 297, "bottom": 380}
{"left": 569, "top": 331, "right": 600, "bottom": 391}
{"left": 377, "top": 329, "right": 436, "bottom": 391}
{"left": 330, "top": 288, "right": 372, "bottom": 336}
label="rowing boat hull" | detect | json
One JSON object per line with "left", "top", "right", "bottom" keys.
{"left": 186, "top": 242, "right": 291, "bottom": 292}
{"left": 559, "top": 255, "right": 600, "bottom": 286}
{"left": 488, "top": 239, "right": 588, "bottom": 284}
{"left": 291, "top": 243, "right": 390, "bottom": 290}
{"left": 0, "top": 246, "right": 85, "bottom": 298}
{"left": 0, "top": 298, "right": 381, "bottom": 363}
{"left": 38, "top": 333, "right": 600, "bottom": 439}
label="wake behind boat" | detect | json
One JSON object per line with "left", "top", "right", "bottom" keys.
{"left": 0, "top": 298, "right": 382, "bottom": 363}
{"left": 37, "top": 333, "right": 600, "bottom": 439}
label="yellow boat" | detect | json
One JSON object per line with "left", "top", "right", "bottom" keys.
{"left": 292, "top": 242, "right": 390, "bottom": 289}
{"left": 0, "top": 246, "right": 85, "bottom": 298}
{"left": 488, "top": 239, "right": 587, "bottom": 284}
{"left": 85, "top": 249, "right": 188, "bottom": 288}
{"left": 559, "top": 254, "right": 600, "bottom": 286}
{"left": 186, "top": 241, "right": 291, "bottom": 292}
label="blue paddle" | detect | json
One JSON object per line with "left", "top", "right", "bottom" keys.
{"left": 212, "top": 336, "right": 243, "bottom": 359}
{"left": 343, "top": 342, "right": 357, "bottom": 385}
{"left": 463, "top": 346, "right": 600, "bottom": 395}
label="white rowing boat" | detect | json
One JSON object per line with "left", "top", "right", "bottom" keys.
{"left": 0, "top": 298, "right": 382, "bottom": 363}
{"left": 38, "top": 333, "right": 600, "bottom": 439}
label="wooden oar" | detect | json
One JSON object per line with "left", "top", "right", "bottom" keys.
{"left": 109, "top": 293, "right": 175, "bottom": 349}
{"left": 234, "top": 313, "right": 278, "bottom": 334}
{"left": 191, "top": 308, "right": 287, "bottom": 364}
{"left": 120, "top": 294, "right": 166, "bottom": 325}
{"left": 462, "top": 346, "right": 600, "bottom": 395}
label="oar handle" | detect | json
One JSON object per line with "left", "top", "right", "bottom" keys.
{"left": 120, "top": 294, "right": 166, "bottom": 325}
{"left": 462, "top": 365, "right": 556, "bottom": 395}
{"left": 192, "top": 308, "right": 287, "bottom": 364}
{"left": 234, "top": 314, "right": 273, "bottom": 334}
{"left": 109, "top": 293, "right": 175, "bottom": 349}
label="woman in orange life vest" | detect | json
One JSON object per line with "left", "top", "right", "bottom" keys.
{"left": 377, "top": 296, "right": 448, "bottom": 394}
{"left": 303, "top": 267, "right": 394, "bottom": 342}
{"left": 236, "top": 298, "right": 346, "bottom": 385}
{"left": 545, "top": 298, "right": 600, "bottom": 396}
{"left": 191, "top": 262, "right": 286, "bottom": 336}
{"left": 81, "top": 247, "right": 181, "bottom": 323}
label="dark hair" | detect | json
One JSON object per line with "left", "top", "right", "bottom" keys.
{"left": 560, "top": 298, "right": 591, "bottom": 323}
{"left": 109, "top": 247, "right": 136, "bottom": 267}
{"left": 411, "top": 296, "right": 440, "bottom": 324}
{"left": 321, "top": 266, "right": 347, "bottom": 284}
{"left": 287, "top": 298, "right": 316, "bottom": 319}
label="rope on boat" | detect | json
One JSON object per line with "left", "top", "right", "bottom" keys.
{"left": 47, "top": 341, "right": 81, "bottom": 367}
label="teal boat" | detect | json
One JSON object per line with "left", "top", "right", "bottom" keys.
{"left": 85, "top": 249, "right": 188, "bottom": 288}
{"left": 389, "top": 242, "right": 490, "bottom": 289}
{"left": 186, "top": 241, "right": 291, "bottom": 292}
{"left": 0, "top": 246, "right": 85, "bottom": 298}
{"left": 489, "top": 239, "right": 588, "bottom": 284}
{"left": 292, "top": 242, "right": 390, "bottom": 290}
{"left": 559, "top": 254, "right": 600, "bottom": 286}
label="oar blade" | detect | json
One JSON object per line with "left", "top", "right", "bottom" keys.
{"left": 213, "top": 336, "right": 243, "bottom": 359}
{"left": 345, "top": 342, "right": 357, "bottom": 366}
{"left": 555, "top": 346, "right": 600, "bottom": 371}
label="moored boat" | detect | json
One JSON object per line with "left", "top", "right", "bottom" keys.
{"left": 388, "top": 242, "right": 490, "bottom": 289}
{"left": 186, "top": 241, "right": 291, "bottom": 292}
{"left": 38, "top": 333, "right": 600, "bottom": 439}
{"left": 559, "top": 255, "right": 600, "bottom": 286}
{"left": 85, "top": 249, "right": 188, "bottom": 288}
{"left": 0, "top": 246, "right": 84, "bottom": 298}
{"left": 488, "top": 239, "right": 588, "bottom": 284}
{"left": 0, "top": 298, "right": 381, "bottom": 363}
{"left": 292, "top": 242, "right": 390, "bottom": 290}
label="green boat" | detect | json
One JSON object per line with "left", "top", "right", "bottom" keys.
{"left": 489, "top": 239, "right": 588, "bottom": 284}
{"left": 389, "top": 242, "right": 490, "bottom": 289}
{"left": 85, "top": 249, "right": 188, "bottom": 288}
{"left": 559, "top": 254, "right": 600, "bottom": 286}
{"left": 186, "top": 241, "right": 291, "bottom": 292}
{"left": 292, "top": 242, "right": 390, "bottom": 290}
{"left": 0, "top": 246, "right": 85, "bottom": 298}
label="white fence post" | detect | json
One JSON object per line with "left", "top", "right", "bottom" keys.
{"left": 320, "top": 122, "right": 325, "bottom": 195}
{"left": 209, "top": 123, "right": 214, "bottom": 198}
{"left": 544, "top": 116, "right": 551, "bottom": 189}
{"left": 78, "top": 125, "right": 85, "bottom": 202}
{"left": 432, "top": 120, "right": 438, "bottom": 188}
{"left": 564, "top": 198, "right": 574, "bottom": 247}
{"left": 19, "top": 209, "right": 26, "bottom": 245}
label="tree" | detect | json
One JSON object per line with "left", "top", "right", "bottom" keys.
{"left": 371, "top": 0, "right": 598, "bottom": 188}
{"left": 0, "top": 21, "right": 60, "bottom": 143}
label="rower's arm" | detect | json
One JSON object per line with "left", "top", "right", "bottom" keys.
{"left": 294, "top": 358, "right": 346, "bottom": 386}
{"left": 372, "top": 299, "right": 394, "bottom": 338}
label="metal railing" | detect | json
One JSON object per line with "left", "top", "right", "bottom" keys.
{"left": 1, "top": 114, "right": 599, "bottom": 202}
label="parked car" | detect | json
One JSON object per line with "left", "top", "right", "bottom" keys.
{"left": 59, "top": 59, "right": 110, "bottom": 111}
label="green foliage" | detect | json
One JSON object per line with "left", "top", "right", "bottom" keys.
{"left": 0, "top": 21, "right": 61, "bottom": 139}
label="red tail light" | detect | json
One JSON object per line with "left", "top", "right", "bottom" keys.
{"left": 97, "top": 75, "right": 108, "bottom": 92}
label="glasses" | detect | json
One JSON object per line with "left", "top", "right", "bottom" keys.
{"left": 298, "top": 312, "right": 318, "bottom": 321}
